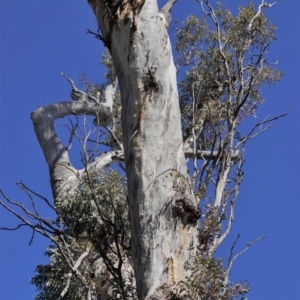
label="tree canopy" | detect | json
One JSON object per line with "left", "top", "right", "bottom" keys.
{"left": 0, "top": 1, "right": 298, "bottom": 299}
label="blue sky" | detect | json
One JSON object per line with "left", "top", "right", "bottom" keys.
{"left": 0, "top": 1, "right": 299, "bottom": 299}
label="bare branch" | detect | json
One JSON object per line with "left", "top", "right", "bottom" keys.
{"left": 211, "top": 154, "right": 245, "bottom": 253}
{"left": 0, "top": 194, "right": 53, "bottom": 240}
{"left": 160, "top": 0, "right": 178, "bottom": 28}
{"left": 198, "top": 0, "right": 232, "bottom": 83}
{"left": 86, "top": 28, "right": 109, "bottom": 48}
{"left": 161, "top": 0, "right": 177, "bottom": 12}
{"left": 102, "top": 77, "right": 118, "bottom": 111}
{"left": 31, "top": 101, "right": 111, "bottom": 167}
{"left": 228, "top": 234, "right": 241, "bottom": 268}
{"left": 60, "top": 72, "right": 87, "bottom": 102}
{"left": 59, "top": 247, "right": 90, "bottom": 300}
{"left": 248, "top": 1, "right": 277, "bottom": 31}
{"left": 66, "top": 122, "right": 78, "bottom": 151}
{"left": 191, "top": 83, "right": 198, "bottom": 179}
{"left": 105, "top": 127, "right": 123, "bottom": 151}
{"left": 17, "top": 182, "right": 55, "bottom": 210}
{"left": 60, "top": 72, "right": 77, "bottom": 90}
{"left": 184, "top": 148, "right": 240, "bottom": 161}
{"left": 235, "top": 105, "right": 295, "bottom": 147}
{"left": 55, "top": 240, "right": 90, "bottom": 293}
{"left": 227, "top": 235, "right": 267, "bottom": 274}
{"left": 86, "top": 150, "right": 124, "bottom": 174}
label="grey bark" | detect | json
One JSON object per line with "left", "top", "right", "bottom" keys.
{"left": 88, "top": 1, "right": 199, "bottom": 299}
{"left": 31, "top": 101, "right": 116, "bottom": 198}
{"left": 31, "top": 1, "right": 201, "bottom": 298}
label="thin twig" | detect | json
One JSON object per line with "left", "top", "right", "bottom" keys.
{"left": 227, "top": 235, "right": 267, "bottom": 273}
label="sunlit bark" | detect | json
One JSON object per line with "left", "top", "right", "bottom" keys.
{"left": 87, "top": 1, "right": 199, "bottom": 299}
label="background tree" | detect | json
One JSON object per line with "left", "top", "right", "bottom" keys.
{"left": 0, "top": 0, "right": 298, "bottom": 300}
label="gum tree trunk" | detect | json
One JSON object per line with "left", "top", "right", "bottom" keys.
{"left": 10, "top": 2, "right": 280, "bottom": 299}
{"left": 87, "top": 1, "right": 199, "bottom": 299}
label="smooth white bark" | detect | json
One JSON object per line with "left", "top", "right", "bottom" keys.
{"left": 31, "top": 101, "right": 114, "bottom": 197}
{"left": 88, "top": 1, "right": 199, "bottom": 298}
{"left": 31, "top": 1, "right": 201, "bottom": 298}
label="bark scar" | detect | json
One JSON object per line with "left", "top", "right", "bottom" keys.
{"left": 142, "top": 67, "right": 159, "bottom": 94}
{"left": 173, "top": 176, "right": 201, "bottom": 224}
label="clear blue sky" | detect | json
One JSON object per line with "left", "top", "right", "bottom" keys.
{"left": 0, "top": 1, "right": 299, "bottom": 299}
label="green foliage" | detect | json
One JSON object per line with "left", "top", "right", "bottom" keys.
{"left": 31, "top": 171, "right": 133, "bottom": 300}
{"left": 31, "top": 240, "right": 95, "bottom": 300}
{"left": 176, "top": 2, "right": 282, "bottom": 148}
{"left": 178, "top": 254, "right": 249, "bottom": 300}
{"left": 56, "top": 170, "right": 130, "bottom": 247}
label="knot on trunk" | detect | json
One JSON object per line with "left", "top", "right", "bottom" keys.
{"left": 173, "top": 175, "right": 201, "bottom": 225}
{"left": 175, "top": 195, "right": 201, "bottom": 224}
{"left": 142, "top": 68, "right": 160, "bottom": 95}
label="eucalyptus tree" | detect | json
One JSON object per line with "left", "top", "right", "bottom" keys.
{"left": 0, "top": 1, "right": 285, "bottom": 299}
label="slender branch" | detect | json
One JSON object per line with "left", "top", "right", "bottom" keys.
{"left": 184, "top": 149, "right": 239, "bottom": 161}
{"left": 103, "top": 77, "right": 118, "bottom": 110}
{"left": 67, "top": 122, "right": 78, "bottom": 151}
{"left": 191, "top": 83, "right": 198, "bottom": 179}
{"left": 235, "top": 105, "right": 295, "bottom": 148}
{"left": 227, "top": 235, "right": 267, "bottom": 274}
{"left": 105, "top": 127, "right": 123, "bottom": 151}
{"left": 86, "top": 28, "right": 109, "bottom": 48}
{"left": 212, "top": 155, "right": 245, "bottom": 253}
{"left": 161, "top": 0, "right": 177, "bottom": 12}
{"left": 60, "top": 72, "right": 77, "bottom": 90}
{"left": 31, "top": 101, "right": 112, "bottom": 167}
{"left": 248, "top": 1, "right": 277, "bottom": 31}
{"left": 0, "top": 196, "right": 51, "bottom": 240}
{"left": 213, "top": 144, "right": 238, "bottom": 208}
{"left": 55, "top": 240, "right": 90, "bottom": 293}
{"left": 17, "top": 182, "right": 55, "bottom": 210}
{"left": 86, "top": 150, "right": 124, "bottom": 174}
{"left": 198, "top": 0, "right": 231, "bottom": 84}
{"left": 160, "top": 0, "right": 178, "bottom": 28}
{"left": 228, "top": 234, "right": 241, "bottom": 269}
